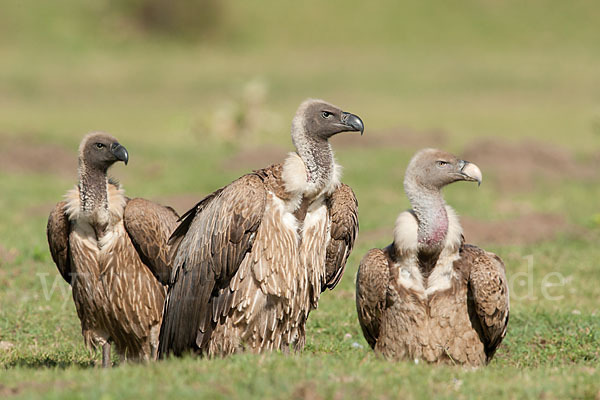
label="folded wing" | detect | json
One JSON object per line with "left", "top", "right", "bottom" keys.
{"left": 323, "top": 184, "right": 359, "bottom": 291}
{"left": 123, "top": 198, "right": 179, "bottom": 285}
{"left": 47, "top": 201, "right": 72, "bottom": 284}
{"left": 356, "top": 248, "right": 390, "bottom": 349}
{"left": 464, "top": 244, "right": 510, "bottom": 361}
{"left": 158, "top": 174, "right": 266, "bottom": 357}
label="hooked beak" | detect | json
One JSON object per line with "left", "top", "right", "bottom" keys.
{"left": 458, "top": 160, "right": 482, "bottom": 186}
{"left": 111, "top": 143, "right": 129, "bottom": 165}
{"left": 341, "top": 112, "right": 364, "bottom": 135}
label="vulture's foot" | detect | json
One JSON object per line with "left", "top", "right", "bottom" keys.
{"left": 101, "top": 342, "right": 111, "bottom": 368}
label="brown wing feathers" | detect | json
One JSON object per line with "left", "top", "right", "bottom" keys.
{"left": 355, "top": 248, "right": 390, "bottom": 349}
{"left": 463, "top": 245, "right": 510, "bottom": 360}
{"left": 47, "top": 201, "right": 72, "bottom": 284}
{"left": 158, "top": 174, "right": 266, "bottom": 357}
{"left": 123, "top": 198, "right": 180, "bottom": 285}
{"left": 323, "top": 184, "right": 359, "bottom": 291}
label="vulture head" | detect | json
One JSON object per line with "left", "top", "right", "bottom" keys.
{"left": 292, "top": 99, "right": 364, "bottom": 143}
{"left": 79, "top": 132, "right": 129, "bottom": 172}
{"left": 405, "top": 148, "right": 482, "bottom": 192}
{"left": 403, "top": 148, "right": 482, "bottom": 250}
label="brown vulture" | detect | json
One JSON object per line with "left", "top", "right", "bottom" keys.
{"left": 47, "top": 132, "right": 179, "bottom": 366}
{"left": 356, "top": 148, "right": 509, "bottom": 366}
{"left": 159, "top": 99, "right": 363, "bottom": 357}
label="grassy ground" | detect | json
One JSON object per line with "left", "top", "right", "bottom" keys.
{"left": 1, "top": 1, "right": 599, "bottom": 398}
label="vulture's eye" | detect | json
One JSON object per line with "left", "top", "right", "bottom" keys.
{"left": 95, "top": 143, "right": 105, "bottom": 149}
{"left": 321, "top": 111, "right": 332, "bottom": 119}
{"left": 436, "top": 160, "right": 450, "bottom": 168}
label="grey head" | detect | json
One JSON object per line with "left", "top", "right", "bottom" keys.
{"left": 404, "top": 148, "right": 482, "bottom": 193}
{"left": 289, "top": 99, "right": 364, "bottom": 187}
{"left": 78, "top": 131, "right": 129, "bottom": 172}
{"left": 291, "top": 99, "right": 364, "bottom": 144}
{"left": 403, "top": 148, "right": 482, "bottom": 253}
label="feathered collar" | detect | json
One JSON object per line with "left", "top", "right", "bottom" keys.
{"left": 281, "top": 152, "right": 341, "bottom": 199}
{"left": 393, "top": 205, "right": 463, "bottom": 258}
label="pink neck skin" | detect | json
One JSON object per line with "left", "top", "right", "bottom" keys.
{"left": 405, "top": 180, "right": 449, "bottom": 250}
{"left": 418, "top": 205, "right": 448, "bottom": 248}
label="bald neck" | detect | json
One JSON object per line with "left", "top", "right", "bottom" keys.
{"left": 404, "top": 177, "right": 448, "bottom": 250}
{"left": 291, "top": 121, "right": 334, "bottom": 191}
{"left": 78, "top": 158, "right": 109, "bottom": 213}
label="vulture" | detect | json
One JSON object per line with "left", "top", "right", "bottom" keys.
{"left": 47, "top": 132, "right": 179, "bottom": 366}
{"left": 159, "top": 99, "right": 363, "bottom": 357}
{"left": 356, "top": 148, "right": 509, "bottom": 366}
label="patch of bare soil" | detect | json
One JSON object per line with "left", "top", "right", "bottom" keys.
{"left": 221, "top": 145, "right": 288, "bottom": 171}
{"left": 0, "top": 384, "right": 19, "bottom": 397}
{"left": 0, "top": 341, "right": 14, "bottom": 351}
{"left": 292, "top": 382, "right": 324, "bottom": 400}
{"left": 0, "top": 245, "right": 19, "bottom": 265}
{"left": 0, "top": 381, "right": 72, "bottom": 397}
{"left": 358, "top": 212, "right": 576, "bottom": 247}
{"left": 0, "top": 135, "right": 76, "bottom": 178}
{"left": 331, "top": 127, "right": 447, "bottom": 151}
{"left": 461, "top": 138, "right": 599, "bottom": 192}
{"left": 461, "top": 213, "right": 572, "bottom": 246}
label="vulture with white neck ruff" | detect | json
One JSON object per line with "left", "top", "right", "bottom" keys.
{"left": 159, "top": 99, "right": 363, "bottom": 357}
{"left": 47, "top": 132, "right": 179, "bottom": 366}
{"left": 356, "top": 148, "right": 509, "bottom": 366}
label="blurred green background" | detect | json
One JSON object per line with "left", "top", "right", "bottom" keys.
{"left": 2, "top": 0, "right": 599, "bottom": 150}
{"left": 1, "top": 1, "right": 599, "bottom": 398}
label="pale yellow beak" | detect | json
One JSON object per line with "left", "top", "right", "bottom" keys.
{"left": 461, "top": 162, "right": 482, "bottom": 186}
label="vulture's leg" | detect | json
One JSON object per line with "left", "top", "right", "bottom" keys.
{"left": 150, "top": 343, "right": 158, "bottom": 361}
{"left": 101, "top": 342, "right": 111, "bottom": 368}
{"left": 293, "top": 325, "right": 306, "bottom": 353}
{"left": 149, "top": 324, "right": 160, "bottom": 361}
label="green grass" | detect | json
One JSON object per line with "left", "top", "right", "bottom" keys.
{"left": 1, "top": 0, "right": 600, "bottom": 398}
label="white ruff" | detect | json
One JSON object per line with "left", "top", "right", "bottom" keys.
{"left": 63, "top": 183, "right": 127, "bottom": 246}
{"left": 393, "top": 211, "right": 418, "bottom": 257}
{"left": 393, "top": 205, "right": 463, "bottom": 297}
{"left": 281, "top": 152, "right": 341, "bottom": 199}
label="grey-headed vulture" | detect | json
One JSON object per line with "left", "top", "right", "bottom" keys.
{"left": 159, "top": 99, "right": 362, "bottom": 357}
{"left": 47, "top": 132, "right": 179, "bottom": 366}
{"left": 356, "top": 149, "right": 509, "bottom": 366}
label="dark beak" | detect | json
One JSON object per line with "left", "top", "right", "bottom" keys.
{"left": 111, "top": 143, "right": 129, "bottom": 165}
{"left": 457, "top": 160, "right": 482, "bottom": 186}
{"left": 341, "top": 112, "right": 364, "bottom": 135}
